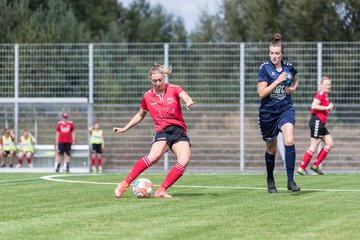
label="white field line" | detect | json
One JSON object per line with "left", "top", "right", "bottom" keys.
{"left": 40, "top": 174, "right": 360, "bottom": 193}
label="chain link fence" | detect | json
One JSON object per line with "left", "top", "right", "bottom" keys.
{"left": 1, "top": 42, "right": 360, "bottom": 172}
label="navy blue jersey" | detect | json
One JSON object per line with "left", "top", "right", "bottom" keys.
{"left": 258, "top": 60, "right": 297, "bottom": 114}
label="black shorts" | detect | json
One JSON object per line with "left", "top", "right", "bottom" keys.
{"left": 309, "top": 114, "right": 329, "bottom": 138}
{"left": 91, "top": 144, "right": 102, "bottom": 154}
{"left": 152, "top": 125, "right": 191, "bottom": 149}
{"left": 58, "top": 143, "right": 72, "bottom": 155}
{"left": 2, "top": 150, "right": 14, "bottom": 157}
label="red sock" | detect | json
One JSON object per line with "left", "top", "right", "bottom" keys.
{"left": 160, "top": 162, "right": 186, "bottom": 190}
{"left": 98, "top": 157, "right": 102, "bottom": 166}
{"left": 314, "top": 146, "right": 331, "bottom": 167}
{"left": 18, "top": 159, "right": 22, "bottom": 165}
{"left": 91, "top": 158, "right": 96, "bottom": 166}
{"left": 125, "top": 156, "right": 152, "bottom": 185}
{"left": 27, "top": 158, "right": 32, "bottom": 164}
{"left": 299, "top": 149, "right": 314, "bottom": 169}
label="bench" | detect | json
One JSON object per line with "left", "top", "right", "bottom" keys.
{"left": 0, "top": 144, "right": 90, "bottom": 172}
{"left": 33, "top": 144, "right": 90, "bottom": 169}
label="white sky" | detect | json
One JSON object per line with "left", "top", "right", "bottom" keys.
{"left": 120, "top": 0, "right": 220, "bottom": 33}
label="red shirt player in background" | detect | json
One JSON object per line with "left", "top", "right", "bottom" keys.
{"left": 55, "top": 113, "right": 75, "bottom": 173}
{"left": 113, "top": 63, "right": 196, "bottom": 198}
{"left": 297, "top": 76, "right": 334, "bottom": 175}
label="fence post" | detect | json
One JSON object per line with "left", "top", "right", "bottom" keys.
{"left": 163, "top": 43, "right": 169, "bottom": 171}
{"left": 240, "top": 43, "right": 245, "bottom": 172}
{"left": 89, "top": 44, "right": 94, "bottom": 105}
{"left": 14, "top": 44, "right": 19, "bottom": 140}
{"left": 317, "top": 42, "right": 322, "bottom": 88}
{"left": 87, "top": 43, "right": 94, "bottom": 172}
{"left": 317, "top": 42, "right": 323, "bottom": 163}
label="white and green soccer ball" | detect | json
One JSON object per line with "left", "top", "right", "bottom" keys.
{"left": 132, "top": 178, "right": 153, "bottom": 198}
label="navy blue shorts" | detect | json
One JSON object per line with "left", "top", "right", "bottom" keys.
{"left": 258, "top": 109, "right": 295, "bottom": 142}
{"left": 152, "top": 125, "right": 191, "bottom": 150}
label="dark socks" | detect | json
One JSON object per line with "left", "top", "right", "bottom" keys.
{"left": 285, "top": 145, "right": 296, "bottom": 181}
{"left": 265, "top": 151, "right": 275, "bottom": 180}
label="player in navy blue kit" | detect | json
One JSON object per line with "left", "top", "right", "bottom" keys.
{"left": 258, "top": 33, "right": 301, "bottom": 193}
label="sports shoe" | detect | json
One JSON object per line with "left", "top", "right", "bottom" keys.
{"left": 66, "top": 164, "right": 70, "bottom": 173}
{"left": 114, "top": 180, "right": 129, "bottom": 198}
{"left": 28, "top": 164, "right": 33, "bottom": 168}
{"left": 9, "top": 164, "right": 13, "bottom": 168}
{"left": 55, "top": 167, "right": 60, "bottom": 173}
{"left": 16, "top": 164, "right": 22, "bottom": 168}
{"left": 155, "top": 187, "right": 173, "bottom": 198}
{"left": 287, "top": 180, "right": 301, "bottom": 192}
{"left": 297, "top": 167, "right": 308, "bottom": 175}
{"left": 1, "top": 163, "right": 5, "bottom": 168}
{"left": 311, "top": 165, "right": 324, "bottom": 175}
{"left": 98, "top": 166, "right": 102, "bottom": 174}
{"left": 267, "top": 178, "right": 277, "bottom": 193}
{"left": 91, "top": 166, "right": 97, "bottom": 173}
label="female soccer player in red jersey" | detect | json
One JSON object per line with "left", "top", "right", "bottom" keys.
{"left": 297, "top": 76, "right": 334, "bottom": 175}
{"left": 113, "top": 63, "right": 195, "bottom": 198}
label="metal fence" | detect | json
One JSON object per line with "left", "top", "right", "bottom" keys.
{"left": 1, "top": 42, "right": 360, "bottom": 172}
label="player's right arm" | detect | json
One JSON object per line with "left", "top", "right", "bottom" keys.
{"left": 113, "top": 108, "right": 147, "bottom": 134}
{"left": 258, "top": 72, "right": 287, "bottom": 99}
{"left": 55, "top": 131, "right": 59, "bottom": 148}
{"left": 311, "top": 98, "right": 333, "bottom": 111}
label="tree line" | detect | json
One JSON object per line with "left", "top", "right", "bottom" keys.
{"left": 0, "top": 0, "right": 187, "bottom": 43}
{"left": 1, "top": 0, "right": 360, "bottom": 43}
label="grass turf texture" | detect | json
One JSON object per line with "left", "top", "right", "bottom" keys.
{"left": 1, "top": 173, "right": 360, "bottom": 240}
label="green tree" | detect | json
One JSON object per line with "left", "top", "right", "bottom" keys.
{"left": 118, "top": 0, "right": 187, "bottom": 42}
{"left": 0, "top": 0, "right": 90, "bottom": 43}
{"left": 32, "top": 0, "right": 89, "bottom": 43}
{"left": 62, "top": 0, "right": 124, "bottom": 41}
{"left": 191, "top": 0, "right": 360, "bottom": 42}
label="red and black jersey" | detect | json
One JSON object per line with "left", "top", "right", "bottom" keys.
{"left": 141, "top": 84, "right": 187, "bottom": 133}
{"left": 56, "top": 120, "right": 75, "bottom": 143}
{"left": 311, "top": 90, "right": 330, "bottom": 125}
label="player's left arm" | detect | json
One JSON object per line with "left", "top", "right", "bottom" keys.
{"left": 179, "top": 91, "right": 196, "bottom": 110}
{"left": 10, "top": 130, "right": 15, "bottom": 141}
{"left": 285, "top": 75, "right": 299, "bottom": 94}
{"left": 29, "top": 132, "right": 36, "bottom": 144}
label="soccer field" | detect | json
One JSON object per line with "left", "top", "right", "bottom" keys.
{"left": 1, "top": 173, "right": 360, "bottom": 240}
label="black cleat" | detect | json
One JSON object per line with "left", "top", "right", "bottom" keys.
{"left": 311, "top": 165, "right": 324, "bottom": 175}
{"left": 66, "top": 165, "right": 70, "bottom": 173}
{"left": 9, "top": 164, "right": 13, "bottom": 168}
{"left": 287, "top": 180, "right": 301, "bottom": 192}
{"left": 55, "top": 167, "right": 60, "bottom": 173}
{"left": 1, "top": 164, "right": 6, "bottom": 168}
{"left": 267, "top": 178, "right": 278, "bottom": 193}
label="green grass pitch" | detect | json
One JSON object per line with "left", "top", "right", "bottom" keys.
{"left": 1, "top": 172, "right": 360, "bottom": 240}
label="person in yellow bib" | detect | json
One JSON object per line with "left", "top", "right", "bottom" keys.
{"left": 16, "top": 129, "right": 36, "bottom": 168}
{"left": 89, "top": 122, "right": 104, "bottom": 173}
{"left": 0, "top": 128, "right": 16, "bottom": 168}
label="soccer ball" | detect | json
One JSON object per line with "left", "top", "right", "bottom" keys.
{"left": 132, "top": 178, "right": 153, "bottom": 198}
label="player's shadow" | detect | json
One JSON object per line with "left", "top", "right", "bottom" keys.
{"left": 278, "top": 190, "right": 313, "bottom": 195}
